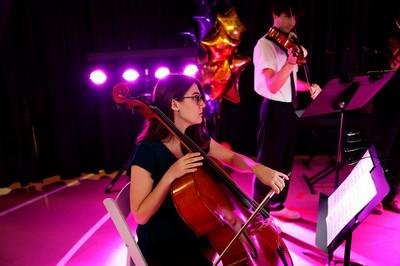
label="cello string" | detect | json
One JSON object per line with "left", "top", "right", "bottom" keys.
{"left": 212, "top": 190, "right": 275, "bottom": 266}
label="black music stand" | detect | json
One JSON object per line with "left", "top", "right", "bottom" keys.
{"left": 104, "top": 152, "right": 134, "bottom": 193}
{"left": 301, "top": 70, "right": 396, "bottom": 194}
{"left": 315, "top": 146, "right": 389, "bottom": 265}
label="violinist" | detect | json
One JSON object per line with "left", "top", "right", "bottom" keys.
{"left": 253, "top": 0, "right": 321, "bottom": 220}
{"left": 129, "top": 74, "right": 289, "bottom": 265}
{"left": 370, "top": 32, "right": 400, "bottom": 214}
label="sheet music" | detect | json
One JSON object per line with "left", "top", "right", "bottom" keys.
{"left": 326, "top": 150, "right": 377, "bottom": 245}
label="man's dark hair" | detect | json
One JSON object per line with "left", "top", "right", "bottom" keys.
{"left": 271, "top": 0, "right": 304, "bottom": 18}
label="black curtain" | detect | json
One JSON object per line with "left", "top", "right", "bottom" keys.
{"left": 1, "top": 0, "right": 399, "bottom": 186}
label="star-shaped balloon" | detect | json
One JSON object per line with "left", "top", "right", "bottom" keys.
{"left": 196, "top": 6, "right": 250, "bottom": 105}
{"left": 200, "top": 27, "right": 238, "bottom": 64}
{"left": 216, "top": 7, "right": 246, "bottom": 41}
{"left": 209, "top": 60, "right": 232, "bottom": 99}
{"left": 223, "top": 55, "right": 251, "bottom": 103}
{"left": 230, "top": 54, "right": 251, "bottom": 74}
{"left": 199, "top": 61, "right": 219, "bottom": 84}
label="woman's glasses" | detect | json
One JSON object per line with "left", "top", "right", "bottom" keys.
{"left": 178, "top": 94, "right": 204, "bottom": 105}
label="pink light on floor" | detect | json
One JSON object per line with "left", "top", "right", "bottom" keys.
{"left": 154, "top": 67, "right": 170, "bottom": 79}
{"left": 122, "top": 69, "right": 140, "bottom": 82}
{"left": 103, "top": 242, "right": 127, "bottom": 266}
{"left": 183, "top": 64, "right": 198, "bottom": 77}
{"left": 89, "top": 70, "right": 107, "bottom": 85}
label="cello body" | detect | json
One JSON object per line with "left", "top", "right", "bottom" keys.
{"left": 172, "top": 164, "right": 293, "bottom": 266}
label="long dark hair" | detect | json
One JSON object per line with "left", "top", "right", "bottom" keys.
{"left": 136, "top": 74, "right": 209, "bottom": 150}
{"left": 271, "top": 0, "right": 303, "bottom": 18}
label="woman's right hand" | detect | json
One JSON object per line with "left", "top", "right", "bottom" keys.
{"left": 165, "top": 152, "right": 203, "bottom": 183}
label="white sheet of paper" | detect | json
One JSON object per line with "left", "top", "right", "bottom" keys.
{"left": 326, "top": 150, "right": 376, "bottom": 245}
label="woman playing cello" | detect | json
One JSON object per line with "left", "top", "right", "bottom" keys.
{"left": 128, "top": 74, "right": 289, "bottom": 265}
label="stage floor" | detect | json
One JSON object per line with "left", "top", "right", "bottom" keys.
{"left": 1, "top": 155, "right": 399, "bottom": 265}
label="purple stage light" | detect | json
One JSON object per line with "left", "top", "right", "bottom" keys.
{"left": 154, "top": 67, "right": 170, "bottom": 79}
{"left": 89, "top": 70, "right": 107, "bottom": 85}
{"left": 122, "top": 69, "right": 140, "bottom": 82}
{"left": 183, "top": 64, "right": 198, "bottom": 77}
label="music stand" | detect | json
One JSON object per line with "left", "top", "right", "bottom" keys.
{"left": 315, "top": 146, "right": 389, "bottom": 265}
{"left": 104, "top": 152, "right": 134, "bottom": 193}
{"left": 301, "top": 70, "right": 396, "bottom": 194}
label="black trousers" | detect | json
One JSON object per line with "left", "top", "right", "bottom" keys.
{"left": 253, "top": 99, "right": 299, "bottom": 210}
{"left": 369, "top": 110, "right": 400, "bottom": 203}
{"left": 367, "top": 71, "right": 400, "bottom": 203}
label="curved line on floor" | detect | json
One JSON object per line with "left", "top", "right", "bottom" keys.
{"left": 56, "top": 213, "right": 110, "bottom": 266}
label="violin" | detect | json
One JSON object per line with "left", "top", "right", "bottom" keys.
{"left": 113, "top": 83, "right": 293, "bottom": 266}
{"left": 387, "top": 18, "right": 400, "bottom": 70}
{"left": 388, "top": 36, "right": 400, "bottom": 70}
{"left": 267, "top": 27, "right": 306, "bottom": 65}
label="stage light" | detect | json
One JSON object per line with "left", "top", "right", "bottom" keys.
{"left": 154, "top": 67, "right": 170, "bottom": 79}
{"left": 183, "top": 64, "right": 198, "bottom": 77}
{"left": 89, "top": 70, "right": 107, "bottom": 85}
{"left": 122, "top": 69, "right": 140, "bottom": 82}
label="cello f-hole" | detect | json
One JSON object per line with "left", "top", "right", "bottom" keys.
{"left": 239, "top": 225, "right": 258, "bottom": 259}
{"left": 277, "top": 245, "right": 289, "bottom": 266}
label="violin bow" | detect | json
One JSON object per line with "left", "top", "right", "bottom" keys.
{"left": 289, "top": 7, "right": 312, "bottom": 87}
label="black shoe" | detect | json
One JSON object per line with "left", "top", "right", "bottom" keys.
{"left": 371, "top": 202, "right": 383, "bottom": 215}
{"left": 383, "top": 199, "right": 400, "bottom": 214}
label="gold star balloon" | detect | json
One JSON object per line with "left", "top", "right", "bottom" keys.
{"left": 197, "top": 6, "right": 250, "bottom": 104}
{"left": 216, "top": 7, "right": 246, "bottom": 41}
{"left": 200, "top": 27, "right": 238, "bottom": 64}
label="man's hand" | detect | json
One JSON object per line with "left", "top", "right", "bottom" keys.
{"left": 309, "top": 83, "right": 321, "bottom": 100}
{"left": 390, "top": 48, "right": 400, "bottom": 70}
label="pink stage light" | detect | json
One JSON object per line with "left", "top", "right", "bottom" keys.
{"left": 122, "top": 69, "right": 140, "bottom": 82}
{"left": 89, "top": 70, "right": 107, "bottom": 85}
{"left": 183, "top": 64, "right": 198, "bottom": 77}
{"left": 154, "top": 67, "right": 170, "bottom": 79}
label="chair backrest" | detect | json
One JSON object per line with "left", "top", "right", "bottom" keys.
{"left": 103, "top": 182, "right": 147, "bottom": 266}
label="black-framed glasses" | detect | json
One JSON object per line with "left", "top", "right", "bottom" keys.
{"left": 177, "top": 94, "right": 204, "bottom": 105}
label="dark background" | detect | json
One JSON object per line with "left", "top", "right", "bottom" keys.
{"left": 1, "top": 0, "right": 399, "bottom": 186}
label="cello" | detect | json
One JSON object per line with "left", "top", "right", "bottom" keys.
{"left": 113, "top": 83, "right": 293, "bottom": 266}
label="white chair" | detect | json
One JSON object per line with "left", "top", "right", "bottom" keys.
{"left": 103, "top": 182, "right": 148, "bottom": 266}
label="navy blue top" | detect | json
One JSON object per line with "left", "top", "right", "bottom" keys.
{"left": 131, "top": 140, "right": 210, "bottom": 266}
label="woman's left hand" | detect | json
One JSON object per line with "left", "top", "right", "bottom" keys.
{"left": 253, "top": 163, "right": 289, "bottom": 194}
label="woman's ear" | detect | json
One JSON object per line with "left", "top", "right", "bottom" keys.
{"left": 171, "top": 99, "right": 180, "bottom": 112}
